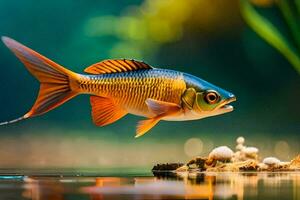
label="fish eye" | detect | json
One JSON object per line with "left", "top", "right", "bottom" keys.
{"left": 204, "top": 91, "right": 219, "bottom": 104}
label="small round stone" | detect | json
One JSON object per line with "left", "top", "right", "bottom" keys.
{"left": 209, "top": 146, "right": 234, "bottom": 161}
{"left": 263, "top": 157, "right": 281, "bottom": 165}
{"left": 236, "top": 144, "right": 245, "bottom": 151}
{"left": 236, "top": 136, "right": 245, "bottom": 145}
{"left": 243, "top": 147, "right": 259, "bottom": 155}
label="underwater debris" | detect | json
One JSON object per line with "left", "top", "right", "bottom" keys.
{"left": 206, "top": 159, "right": 259, "bottom": 172}
{"left": 237, "top": 160, "right": 259, "bottom": 171}
{"left": 186, "top": 157, "right": 207, "bottom": 171}
{"left": 175, "top": 165, "right": 189, "bottom": 172}
{"left": 290, "top": 155, "right": 300, "bottom": 169}
{"left": 152, "top": 137, "right": 300, "bottom": 175}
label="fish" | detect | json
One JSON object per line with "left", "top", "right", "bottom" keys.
{"left": 0, "top": 37, "right": 236, "bottom": 137}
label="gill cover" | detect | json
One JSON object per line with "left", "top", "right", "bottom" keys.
{"left": 182, "top": 88, "right": 196, "bottom": 109}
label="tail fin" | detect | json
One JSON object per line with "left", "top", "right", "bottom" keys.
{"left": 1, "top": 36, "right": 79, "bottom": 125}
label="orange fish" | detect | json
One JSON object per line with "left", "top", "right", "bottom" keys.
{"left": 0, "top": 37, "right": 236, "bottom": 137}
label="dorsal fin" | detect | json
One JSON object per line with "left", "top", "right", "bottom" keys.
{"left": 84, "top": 59, "right": 153, "bottom": 74}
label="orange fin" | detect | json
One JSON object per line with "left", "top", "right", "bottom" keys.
{"left": 136, "top": 117, "right": 160, "bottom": 138}
{"left": 145, "top": 98, "right": 181, "bottom": 115}
{"left": 135, "top": 99, "right": 181, "bottom": 138}
{"left": 84, "top": 59, "right": 153, "bottom": 74}
{"left": 0, "top": 36, "right": 79, "bottom": 125}
{"left": 90, "top": 96, "right": 127, "bottom": 126}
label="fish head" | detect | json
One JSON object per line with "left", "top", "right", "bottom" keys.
{"left": 193, "top": 88, "right": 236, "bottom": 115}
{"left": 182, "top": 73, "right": 236, "bottom": 118}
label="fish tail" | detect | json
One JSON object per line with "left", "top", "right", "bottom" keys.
{"left": 1, "top": 36, "right": 80, "bottom": 125}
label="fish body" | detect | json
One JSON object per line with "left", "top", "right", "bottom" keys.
{"left": 77, "top": 69, "right": 186, "bottom": 118}
{"left": 0, "top": 37, "right": 236, "bottom": 137}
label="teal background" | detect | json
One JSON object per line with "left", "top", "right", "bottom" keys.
{"left": 0, "top": 0, "right": 299, "bottom": 168}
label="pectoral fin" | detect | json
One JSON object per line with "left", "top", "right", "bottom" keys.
{"left": 136, "top": 117, "right": 160, "bottom": 138}
{"left": 135, "top": 99, "right": 181, "bottom": 138}
{"left": 90, "top": 96, "right": 127, "bottom": 126}
{"left": 145, "top": 98, "right": 181, "bottom": 115}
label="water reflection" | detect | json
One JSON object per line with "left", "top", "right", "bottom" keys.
{"left": 2, "top": 172, "right": 299, "bottom": 200}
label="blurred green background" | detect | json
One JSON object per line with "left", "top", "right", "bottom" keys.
{"left": 0, "top": 0, "right": 299, "bottom": 169}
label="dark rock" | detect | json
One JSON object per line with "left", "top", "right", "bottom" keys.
{"left": 187, "top": 157, "right": 207, "bottom": 171}
{"left": 152, "top": 163, "right": 184, "bottom": 171}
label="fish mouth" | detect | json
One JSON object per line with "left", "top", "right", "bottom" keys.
{"left": 219, "top": 97, "right": 236, "bottom": 112}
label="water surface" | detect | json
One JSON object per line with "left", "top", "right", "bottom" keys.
{"left": 0, "top": 171, "right": 299, "bottom": 200}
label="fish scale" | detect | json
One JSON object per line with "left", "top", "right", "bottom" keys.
{"left": 77, "top": 69, "right": 186, "bottom": 117}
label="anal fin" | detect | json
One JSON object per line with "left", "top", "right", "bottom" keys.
{"left": 90, "top": 96, "right": 127, "bottom": 126}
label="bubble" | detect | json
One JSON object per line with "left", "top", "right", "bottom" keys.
{"left": 184, "top": 138, "right": 203, "bottom": 157}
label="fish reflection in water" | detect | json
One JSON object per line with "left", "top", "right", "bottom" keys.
{"left": 83, "top": 175, "right": 214, "bottom": 199}
{"left": 16, "top": 173, "right": 300, "bottom": 200}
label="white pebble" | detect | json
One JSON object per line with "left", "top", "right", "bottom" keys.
{"left": 209, "top": 146, "right": 234, "bottom": 161}
{"left": 243, "top": 147, "right": 259, "bottom": 155}
{"left": 236, "top": 144, "right": 245, "bottom": 151}
{"left": 263, "top": 157, "right": 281, "bottom": 165}
{"left": 236, "top": 136, "right": 245, "bottom": 145}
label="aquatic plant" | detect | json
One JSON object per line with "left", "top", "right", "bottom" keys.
{"left": 240, "top": 0, "right": 300, "bottom": 75}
